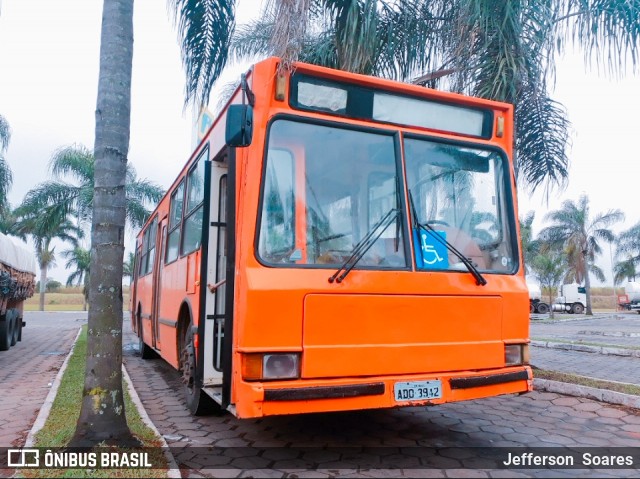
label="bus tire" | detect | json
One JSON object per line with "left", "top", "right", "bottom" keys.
{"left": 138, "top": 318, "right": 156, "bottom": 360}
{"left": 139, "top": 333, "right": 156, "bottom": 360}
{"left": 181, "top": 326, "right": 219, "bottom": 416}
{"left": 0, "top": 317, "right": 10, "bottom": 351}
{"left": 571, "top": 303, "right": 584, "bottom": 315}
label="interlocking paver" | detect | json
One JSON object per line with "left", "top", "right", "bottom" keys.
{"left": 118, "top": 313, "right": 640, "bottom": 478}
{"left": 0, "top": 312, "right": 83, "bottom": 447}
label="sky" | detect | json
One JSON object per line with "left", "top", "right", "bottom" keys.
{"left": 1, "top": 0, "right": 639, "bottom": 286}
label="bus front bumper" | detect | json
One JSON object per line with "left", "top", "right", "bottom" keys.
{"left": 233, "top": 366, "right": 533, "bottom": 418}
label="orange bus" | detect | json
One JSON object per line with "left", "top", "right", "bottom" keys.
{"left": 131, "top": 57, "right": 532, "bottom": 418}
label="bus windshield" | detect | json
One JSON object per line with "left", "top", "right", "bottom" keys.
{"left": 258, "top": 119, "right": 407, "bottom": 268}
{"left": 258, "top": 118, "right": 516, "bottom": 274}
{"left": 405, "top": 137, "right": 516, "bottom": 273}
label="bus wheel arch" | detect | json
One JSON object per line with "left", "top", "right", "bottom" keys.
{"left": 137, "top": 304, "right": 155, "bottom": 359}
{"left": 177, "top": 300, "right": 217, "bottom": 415}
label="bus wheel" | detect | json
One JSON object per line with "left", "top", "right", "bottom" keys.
{"left": 181, "top": 326, "right": 218, "bottom": 416}
{"left": 571, "top": 303, "right": 584, "bottom": 315}
{"left": 138, "top": 322, "right": 156, "bottom": 360}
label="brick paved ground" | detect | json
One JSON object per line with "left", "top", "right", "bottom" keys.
{"left": 122, "top": 316, "right": 640, "bottom": 478}
{"left": 530, "top": 314, "right": 640, "bottom": 385}
{"left": 0, "top": 312, "right": 83, "bottom": 448}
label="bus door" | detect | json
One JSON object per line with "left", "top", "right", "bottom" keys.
{"left": 202, "top": 151, "right": 229, "bottom": 389}
{"left": 151, "top": 216, "right": 168, "bottom": 350}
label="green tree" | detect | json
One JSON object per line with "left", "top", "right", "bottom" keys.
{"left": 614, "top": 257, "right": 637, "bottom": 285}
{"left": 13, "top": 210, "right": 80, "bottom": 311}
{"left": 20, "top": 144, "right": 164, "bottom": 231}
{"left": 519, "top": 211, "right": 539, "bottom": 274}
{"left": 0, "top": 114, "right": 12, "bottom": 213}
{"left": 123, "top": 251, "right": 135, "bottom": 283}
{"left": 616, "top": 222, "right": 640, "bottom": 283}
{"left": 238, "top": 0, "right": 640, "bottom": 192}
{"left": 531, "top": 248, "right": 567, "bottom": 319}
{"left": 62, "top": 246, "right": 91, "bottom": 311}
{"left": 539, "top": 194, "right": 623, "bottom": 315}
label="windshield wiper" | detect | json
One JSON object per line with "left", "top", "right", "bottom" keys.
{"left": 409, "top": 191, "right": 487, "bottom": 286}
{"left": 328, "top": 208, "right": 399, "bottom": 284}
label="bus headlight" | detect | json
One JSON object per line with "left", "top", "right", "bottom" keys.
{"left": 242, "top": 353, "right": 300, "bottom": 381}
{"left": 505, "top": 344, "right": 529, "bottom": 366}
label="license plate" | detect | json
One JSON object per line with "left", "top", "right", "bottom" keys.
{"left": 394, "top": 380, "right": 442, "bottom": 402}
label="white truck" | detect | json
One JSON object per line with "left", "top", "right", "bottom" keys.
{"left": 527, "top": 281, "right": 550, "bottom": 314}
{"left": 552, "top": 283, "right": 586, "bottom": 314}
{"left": 619, "top": 281, "right": 640, "bottom": 313}
{"left": 0, "top": 232, "right": 36, "bottom": 350}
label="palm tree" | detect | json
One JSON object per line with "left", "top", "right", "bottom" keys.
{"left": 62, "top": 246, "right": 91, "bottom": 311}
{"left": 539, "top": 194, "right": 623, "bottom": 315}
{"left": 616, "top": 222, "right": 640, "bottom": 279}
{"left": 13, "top": 209, "right": 81, "bottom": 311}
{"left": 531, "top": 247, "right": 567, "bottom": 319}
{"left": 0, "top": 114, "right": 12, "bottom": 213}
{"left": 614, "top": 257, "right": 637, "bottom": 285}
{"left": 70, "top": 0, "right": 236, "bottom": 448}
{"left": 20, "top": 144, "right": 164, "bottom": 231}
{"left": 237, "top": 0, "right": 640, "bottom": 193}
{"left": 519, "top": 211, "right": 539, "bottom": 274}
{"left": 122, "top": 251, "right": 135, "bottom": 282}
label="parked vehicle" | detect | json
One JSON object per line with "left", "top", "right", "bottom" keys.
{"left": 131, "top": 57, "right": 532, "bottom": 418}
{"left": 0, "top": 233, "right": 36, "bottom": 350}
{"left": 552, "top": 283, "right": 586, "bottom": 314}
{"left": 618, "top": 282, "right": 640, "bottom": 313}
{"left": 527, "top": 282, "right": 550, "bottom": 314}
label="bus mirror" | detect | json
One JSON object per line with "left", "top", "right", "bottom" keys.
{"left": 225, "top": 105, "right": 253, "bottom": 147}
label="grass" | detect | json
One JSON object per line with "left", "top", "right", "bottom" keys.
{"left": 534, "top": 368, "right": 640, "bottom": 396}
{"left": 24, "top": 326, "right": 168, "bottom": 478}
{"left": 24, "top": 287, "right": 130, "bottom": 312}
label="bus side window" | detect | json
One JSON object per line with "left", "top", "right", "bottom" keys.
{"left": 258, "top": 149, "right": 295, "bottom": 263}
{"left": 166, "top": 180, "right": 185, "bottom": 263}
{"left": 139, "top": 217, "right": 157, "bottom": 275}
{"left": 182, "top": 152, "right": 207, "bottom": 255}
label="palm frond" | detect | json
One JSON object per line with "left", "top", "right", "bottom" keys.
{"left": 0, "top": 114, "right": 11, "bottom": 152}
{"left": 50, "top": 144, "right": 94, "bottom": 184}
{"left": 168, "top": 0, "right": 236, "bottom": 106}
{"left": 515, "top": 88, "right": 570, "bottom": 193}
{"left": 558, "top": 0, "right": 640, "bottom": 76}
{"left": 0, "top": 155, "right": 12, "bottom": 211}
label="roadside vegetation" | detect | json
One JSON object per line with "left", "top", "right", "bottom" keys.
{"left": 23, "top": 286, "right": 130, "bottom": 312}
{"left": 534, "top": 368, "right": 640, "bottom": 397}
{"left": 24, "top": 326, "right": 167, "bottom": 478}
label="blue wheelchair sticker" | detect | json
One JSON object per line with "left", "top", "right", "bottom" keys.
{"left": 414, "top": 229, "right": 449, "bottom": 270}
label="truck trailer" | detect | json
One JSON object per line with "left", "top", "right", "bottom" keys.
{"left": 0, "top": 232, "right": 36, "bottom": 350}
{"left": 619, "top": 281, "right": 640, "bottom": 313}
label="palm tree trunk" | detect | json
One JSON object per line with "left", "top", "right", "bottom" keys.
{"left": 585, "top": 257, "right": 593, "bottom": 316}
{"left": 70, "top": 0, "right": 137, "bottom": 447}
{"left": 38, "top": 264, "right": 46, "bottom": 311}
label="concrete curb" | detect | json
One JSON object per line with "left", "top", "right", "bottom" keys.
{"left": 534, "top": 378, "right": 640, "bottom": 409}
{"left": 24, "top": 327, "right": 83, "bottom": 447}
{"left": 531, "top": 340, "right": 640, "bottom": 358}
{"left": 122, "top": 366, "right": 181, "bottom": 478}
